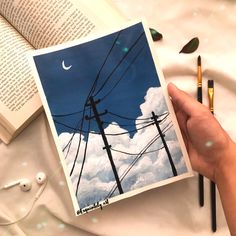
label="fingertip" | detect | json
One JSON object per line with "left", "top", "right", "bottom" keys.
{"left": 167, "top": 82, "right": 178, "bottom": 97}
{"left": 167, "top": 82, "right": 175, "bottom": 89}
{"left": 167, "top": 83, "right": 206, "bottom": 117}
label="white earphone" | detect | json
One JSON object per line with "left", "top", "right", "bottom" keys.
{"left": 0, "top": 172, "right": 47, "bottom": 226}
{"left": 2, "top": 172, "right": 47, "bottom": 192}
{"left": 36, "top": 172, "right": 47, "bottom": 185}
{"left": 3, "top": 178, "right": 32, "bottom": 192}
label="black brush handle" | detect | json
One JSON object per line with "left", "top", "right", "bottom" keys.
{"left": 210, "top": 109, "right": 217, "bottom": 232}
{"left": 211, "top": 181, "right": 217, "bottom": 232}
{"left": 197, "top": 86, "right": 204, "bottom": 206}
{"left": 197, "top": 87, "right": 202, "bottom": 103}
{"left": 199, "top": 175, "right": 204, "bottom": 206}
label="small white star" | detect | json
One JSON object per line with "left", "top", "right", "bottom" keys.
{"left": 219, "top": 4, "right": 226, "bottom": 11}
{"left": 59, "top": 181, "right": 65, "bottom": 186}
{"left": 205, "top": 141, "right": 214, "bottom": 147}
{"left": 36, "top": 221, "right": 47, "bottom": 230}
{"left": 91, "top": 217, "right": 99, "bottom": 223}
{"left": 58, "top": 223, "right": 65, "bottom": 229}
{"left": 21, "top": 162, "right": 28, "bottom": 166}
{"left": 203, "top": 38, "right": 209, "bottom": 43}
{"left": 36, "top": 223, "right": 43, "bottom": 230}
{"left": 20, "top": 207, "right": 27, "bottom": 213}
{"left": 41, "top": 221, "right": 47, "bottom": 227}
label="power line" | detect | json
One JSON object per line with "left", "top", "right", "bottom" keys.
{"left": 62, "top": 117, "right": 83, "bottom": 155}
{"left": 99, "top": 45, "right": 145, "bottom": 102}
{"left": 54, "top": 119, "right": 100, "bottom": 135}
{"left": 105, "top": 122, "right": 154, "bottom": 136}
{"left": 51, "top": 107, "right": 88, "bottom": 118}
{"left": 156, "top": 111, "right": 169, "bottom": 118}
{"left": 52, "top": 33, "right": 145, "bottom": 118}
{"left": 55, "top": 119, "right": 155, "bottom": 136}
{"left": 102, "top": 119, "right": 153, "bottom": 127}
{"left": 107, "top": 111, "right": 152, "bottom": 121}
{"left": 62, "top": 33, "right": 120, "bottom": 158}
{"left": 61, "top": 100, "right": 93, "bottom": 156}
{"left": 55, "top": 114, "right": 165, "bottom": 137}
{"left": 110, "top": 146, "right": 164, "bottom": 156}
{"left": 62, "top": 30, "right": 123, "bottom": 156}
{"left": 106, "top": 134, "right": 161, "bottom": 198}
{"left": 68, "top": 107, "right": 88, "bottom": 175}
{"left": 93, "top": 32, "right": 145, "bottom": 97}
{"left": 61, "top": 111, "right": 170, "bottom": 156}
{"left": 59, "top": 112, "right": 171, "bottom": 155}
{"left": 106, "top": 121, "right": 174, "bottom": 198}
{"left": 159, "top": 112, "right": 169, "bottom": 124}
{"left": 54, "top": 119, "right": 82, "bottom": 131}
{"left": 152, "top": 111, "right": 177, "bottom": 176}
{"left": 75, "top": 108, "right": 92, "bottom": 197}
{"left": 90, "top": 30, "right": 123, "bottom": 97}
{"left": 119, "top": 135, "right": 161, "bottom": 179}
{"left": 108, "top": 133, "right": 161, "bottom": 197}
{"left": 160, "top": 121, "right": 173, "bottom": 134}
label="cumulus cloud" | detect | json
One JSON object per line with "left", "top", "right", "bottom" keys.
{"left": 58, "top": 87, "right": 188, "bottom": 209}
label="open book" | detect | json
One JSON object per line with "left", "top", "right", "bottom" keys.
{"left": 0, "top": 0, "right": 125, "bottom": 144}
{"left": 30, "top": 20, "right": 193, "bottom": 215}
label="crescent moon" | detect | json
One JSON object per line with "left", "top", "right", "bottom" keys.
{"left": 62, "top": 60, "right": 72, "bottom": 70}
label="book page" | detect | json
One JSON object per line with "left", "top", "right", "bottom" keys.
{"left": 0, "top": 15, "right": 41, "bottom": 135}
{"left": 0, "top": 122, "right": 12, "bottom": 144}
{"left": 0, "top": 0, "right": 126, "bottom": 49}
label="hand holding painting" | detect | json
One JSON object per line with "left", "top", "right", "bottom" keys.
{"left": 167, "top": 83, "right": 236, "bottom": 236}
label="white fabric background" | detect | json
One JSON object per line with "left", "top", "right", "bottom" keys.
{"left": 0, "top": 0, "right": 236, "bottom": 235}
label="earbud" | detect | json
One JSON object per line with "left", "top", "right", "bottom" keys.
{"left": 0, "top": 172, "right": 48, "bottom": 226}
{"left": 2, "top": 172, "right": 47, "bottom": 192}
{"left": 19, "top": 179, "right": 32, "bottom": 192}
{"left": 3, "top": 180, "right": 21, "bottom": 189}
{"left": 36, "top": 172, "right": 47, "bottom": 185}
{"left": 3, "top": 178, "right": 32, "bottom": 192}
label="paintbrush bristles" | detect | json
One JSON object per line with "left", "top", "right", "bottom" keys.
{"left": 197, "top": 55, "right": 202, "bottom": 86}
{"left": 208, "top": 80, "right": 214, "bottom": 88}
{"left": 208, "top": 80, "right": 214, "bottom": 113}
{"left": 197, "top": 55, "right": 201, "bottom": 66}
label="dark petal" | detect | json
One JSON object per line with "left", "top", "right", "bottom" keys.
{"left": 149, "top": 28, "right": 163, "bottom": 41}
{"left": 179, "top": 37, "right": 199, "bottom": 53}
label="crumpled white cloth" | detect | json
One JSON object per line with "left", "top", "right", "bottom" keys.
{"left": 0, "top": 0, "right": 236, "bottom": 235}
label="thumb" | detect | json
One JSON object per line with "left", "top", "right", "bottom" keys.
{"left": 167, "top": 83, "right": 207, "bottom": 117}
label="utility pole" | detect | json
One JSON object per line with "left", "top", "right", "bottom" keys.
{"left": 86, "top": 96, "right": 124, "bottom": 194}
{"left": 151, "top": 111, "right": 177, "bottom": 176}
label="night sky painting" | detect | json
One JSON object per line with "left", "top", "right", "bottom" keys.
{"left": 32, "top": 22, "right": 190, "bottom": 213}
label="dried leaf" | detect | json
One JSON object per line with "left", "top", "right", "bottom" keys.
{"left": 149, "top": 28, "right": 163, "bottom": 41}
{"left": 179, "top": 37, "right": 199, "bottom": 53}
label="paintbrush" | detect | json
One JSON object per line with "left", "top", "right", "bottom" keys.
{"left": 197, "top": 55, "right": 204, "bottom": 207}
{"left": 208, "top": 79, "right": 217, "bottom": 232}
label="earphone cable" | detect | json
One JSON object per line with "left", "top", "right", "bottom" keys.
{"left": 0, "top": 180, "right": 47, "bottom": 226}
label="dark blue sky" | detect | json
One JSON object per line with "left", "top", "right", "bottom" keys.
{"left": 34, "top": 22, "right": 161, "bottom": 137}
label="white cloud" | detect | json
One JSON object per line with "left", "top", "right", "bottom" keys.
{"left": 58, "top": 87, "right": 188, "bottom": 208}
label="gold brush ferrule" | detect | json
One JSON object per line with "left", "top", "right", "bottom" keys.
{"left": 197, "top": 66, "right": 202, "bottom": 87}
{"left": 208, "top": 88, "right": 214, "bottom": 113}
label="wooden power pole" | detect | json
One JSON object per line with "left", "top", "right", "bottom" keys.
{"left": 86, "top": 96, "right": 124, "bottom": 194}
{"left": 151, "top": 111, "right": 177, "bottom": 176}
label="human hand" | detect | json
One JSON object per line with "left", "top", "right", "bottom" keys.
{"left": 167, "top": 83, "right": 235, "bottom": 183}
